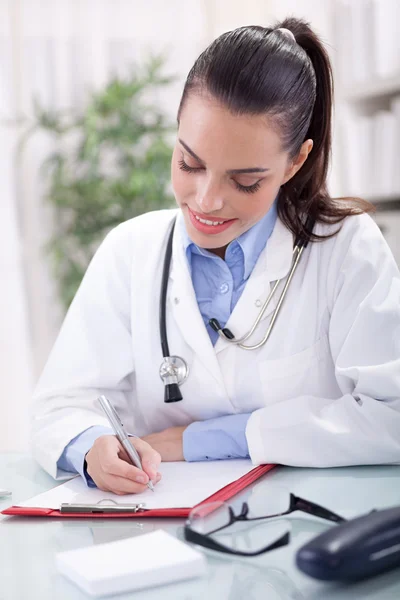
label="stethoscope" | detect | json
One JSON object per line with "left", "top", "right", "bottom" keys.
{"left": 159, "top": 215, "right": 315, "bottom": 402}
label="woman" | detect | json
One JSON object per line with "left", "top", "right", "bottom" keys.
{"left": 31, "top": 18, "right": 400, "bottom": 495}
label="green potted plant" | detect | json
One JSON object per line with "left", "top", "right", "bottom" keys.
{"left": 24, "top": 56, "right": 175, "bottom": 309}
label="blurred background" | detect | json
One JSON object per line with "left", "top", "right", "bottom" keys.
{"left": 1, "top": 0, "right": 399, "bottom": 452}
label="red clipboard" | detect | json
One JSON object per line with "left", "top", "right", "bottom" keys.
{"left": 2, "top": 464, "right": 276, "bottom": 519}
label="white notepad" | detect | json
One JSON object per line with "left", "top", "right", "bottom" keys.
{"left": 56, "top": 529, "right": 207, "bottom": 597}
{"left": 16, "top": 459, "right": 254, "bottom": 510}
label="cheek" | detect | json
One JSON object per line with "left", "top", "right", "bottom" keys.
{"left": 234, "top": 183, "right": 279, "bottom": 221}
{"left": 234, "top": 200, "right": 265, "bottom": 223}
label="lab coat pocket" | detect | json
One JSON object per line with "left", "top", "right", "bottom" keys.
{"left": 258, "top": 334, "right": 330, "bottom": 402}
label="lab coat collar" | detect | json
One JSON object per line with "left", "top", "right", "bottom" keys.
{"left": 264, "top": 213, "right": 295, "bottom": 281}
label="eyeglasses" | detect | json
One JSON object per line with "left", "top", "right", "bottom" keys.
{"left": 184, "top": 486, "right": 346, "bottom": 557}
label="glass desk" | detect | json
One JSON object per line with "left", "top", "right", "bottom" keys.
{"left": 1, "top": 454, "right": 400, "bottom": 600}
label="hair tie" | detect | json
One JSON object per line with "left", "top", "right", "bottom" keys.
{"left": 276, "top": 28, "right": 296, "bottom": 43}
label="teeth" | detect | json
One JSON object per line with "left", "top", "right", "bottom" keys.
{"left": 194, "top": 215, "right": 226, "bottom": 226}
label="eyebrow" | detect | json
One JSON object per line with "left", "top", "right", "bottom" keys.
{"left": 178, "top": 139, "right": 269, "bottom": 174}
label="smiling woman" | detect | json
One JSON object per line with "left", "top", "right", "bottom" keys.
{"left": 172, "top": 95, "right": 313, "bottom": 255}
{"left": 31, "top": 17, "right": 400, "bottom": 494}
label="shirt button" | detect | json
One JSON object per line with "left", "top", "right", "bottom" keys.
{"left": 220, "top": 282, "right": 229, "bottom": 294}
{"left": 255, "top": 299, "right": 262, "bottom": 307}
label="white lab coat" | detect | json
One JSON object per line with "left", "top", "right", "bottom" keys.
{"left": 31, "top": 209, "right": 400, "bottom": 479}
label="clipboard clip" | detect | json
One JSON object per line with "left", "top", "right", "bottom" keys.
{"left": 60, "top": 499, "right": 147, "bottom": 514}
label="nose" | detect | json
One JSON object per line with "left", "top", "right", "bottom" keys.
{"left": 197, "top": 177, "right": 224, "bottom": 213}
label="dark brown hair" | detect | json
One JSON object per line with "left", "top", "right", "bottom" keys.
{"left": 178, "top": 17, "right": 373, "bottom": 242}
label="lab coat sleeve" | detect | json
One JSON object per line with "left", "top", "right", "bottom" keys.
{"left": 31, "top": 224, "right": 134, "bottom": 480}
{"left": 246, "top": 216, "right": 400, "bottom": 467}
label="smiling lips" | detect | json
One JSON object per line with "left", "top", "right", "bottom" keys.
{"left": 188, "top": 207, "right": 236, "bottom": 235}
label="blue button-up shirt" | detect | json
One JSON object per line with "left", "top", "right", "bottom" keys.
{"left": 182, "top": 202, "right": 278, "bottom": 346}
{"left": 58, "top": 203, "right": 278, "bottom": 481}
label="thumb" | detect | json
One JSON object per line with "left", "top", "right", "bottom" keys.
{"left": 131, "top": 437, "right": 161, "bottom": 480}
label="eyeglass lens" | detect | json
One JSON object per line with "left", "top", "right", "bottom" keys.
{"left": 210, "top": 519, "right": 290, "bottom": 554}
{"left": 188, "top": 489, "right": 293, "bottom": 536}
{"left": 189, "top": 501, "right": 233, "bottom": 535}
{"left": 246, "top": 487, "right": 291, "bottom": 518}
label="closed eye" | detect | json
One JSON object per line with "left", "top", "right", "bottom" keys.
{"left": 178, "top": 157, "right": 262, "bottom": 194}
{"left": 178, "top": 158, "right": 203, "bottom": 173}
{"left": 234, "top": 180, "right": 262, "bottom": 194}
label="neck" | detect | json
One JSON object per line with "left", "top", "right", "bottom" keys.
{"left": 206, "top": 245, "right": 227, "bottom": 259}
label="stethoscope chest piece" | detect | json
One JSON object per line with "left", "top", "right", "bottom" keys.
{"left": 159, "top": 355, "right": 189, "bottom": 402}
{"left": 159, "top": 356, "right": 189, "bottom": 385}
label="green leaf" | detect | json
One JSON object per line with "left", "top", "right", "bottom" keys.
{"left": 19, "top": 55, "right": 177, "bottom": 309}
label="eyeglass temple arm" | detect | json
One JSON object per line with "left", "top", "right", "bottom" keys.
{"left": 291, "top": 494, "right": 346, "bottom": 523}
{"left": 183, "top": 526, "right": 290, "bottom": 557}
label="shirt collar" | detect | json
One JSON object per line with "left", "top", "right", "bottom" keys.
{"left": 181, "top": 197, "right": 278, "bottom": 279}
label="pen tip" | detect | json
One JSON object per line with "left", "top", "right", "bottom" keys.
{"left": 148, "top": 481, "right": 155, "bottom": 492}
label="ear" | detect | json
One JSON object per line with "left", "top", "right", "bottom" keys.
{"left": 282, "top": 139, "right": 313, "bottom": 184}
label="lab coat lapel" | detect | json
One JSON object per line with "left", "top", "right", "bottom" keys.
{"left": 168, "top": 214, "right": 224, "bottom": 386}
{"left": 216, "top": 217, "right": 294, "bottom": 350}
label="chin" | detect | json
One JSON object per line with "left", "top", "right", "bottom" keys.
{"left": 189, "top": 228, "right": 234, "bottom": 250}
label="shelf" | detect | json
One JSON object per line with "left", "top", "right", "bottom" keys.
{"left": 341, "top": 75, "right": 400, "bottom": 103}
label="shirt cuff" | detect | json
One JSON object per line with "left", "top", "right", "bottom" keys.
{"left": 57, "top": 425, "right": 114, "bottom": 487}
{"left": 183, "top": 413, "right": 251, "bottom": 462}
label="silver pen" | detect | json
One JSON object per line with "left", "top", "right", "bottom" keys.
{"left": 97, "top": 395, "right": 155, "bottom": 492}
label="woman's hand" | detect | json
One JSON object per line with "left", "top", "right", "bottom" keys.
{"left": 85, "top": 435, "right": 162, "bottom": 495}
{"left": 142, "top": 426, "right": 187, "bottom": 461}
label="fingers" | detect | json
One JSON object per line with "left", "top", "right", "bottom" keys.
{"left": 85, "top": 435, "right": 162, "bottom": 495}
{"left": 130, "top": 437, "right": 162, "bottom": 481}
{"left": 96, "top": 472, "right": 162, "bottom": 496}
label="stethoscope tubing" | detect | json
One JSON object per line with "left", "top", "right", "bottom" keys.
{"left": 231, "top": 244, "right": 304, "bottom": 350}
{"left": 159, "top": 218, "right": 176, "bottom": 359}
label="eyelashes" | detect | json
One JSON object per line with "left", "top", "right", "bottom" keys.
{"left": 235, "top": 180, "right": 261, "bottom": 194}
{"left": 178, "top": 158, "right": 261, "bottom": 195}
{"left": 178, "top": 158, "right": 202, "bottom": 173}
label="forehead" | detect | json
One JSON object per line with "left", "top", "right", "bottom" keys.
{"left": 178, "top": 93, "right": 285, "bottom": 165}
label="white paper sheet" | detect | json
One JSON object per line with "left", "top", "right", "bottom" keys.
{"left": 16, "top": 459, "right": 255, "bottom": 510}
